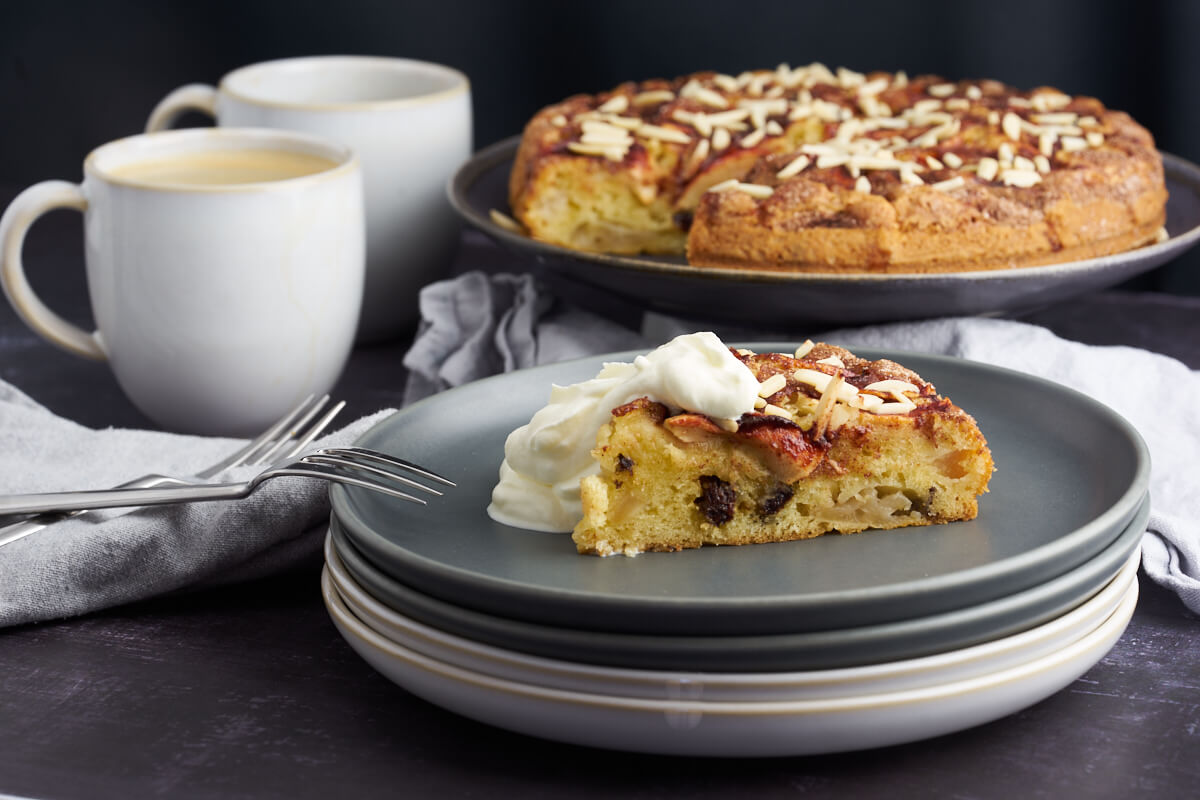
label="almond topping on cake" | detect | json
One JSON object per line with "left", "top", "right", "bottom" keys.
{"left": 509, "top": 63, "right": 1167, "bottom": 270}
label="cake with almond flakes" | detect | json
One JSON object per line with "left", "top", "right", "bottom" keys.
{"left": 507, "top": 63, "right": 1167, "bottom": 272}
{"left": 572, "top": 341, "right": 994, "bottom": 556}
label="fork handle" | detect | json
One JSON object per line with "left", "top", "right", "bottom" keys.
{"left": 0, "top": 474, "right": 193, "bottom": 545}
{"left": 0, "top": 483, "right": 248, "bottom": 516}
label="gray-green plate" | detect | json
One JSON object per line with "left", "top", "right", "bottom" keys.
{"left": 449, "top": 137, "right": 1200, "bottom": 326}
{"left": 332, "top": 347, "right": 1149, "bottom": 636}
{"left": 328, "top": 495, "right": 1146, "bottom": 672}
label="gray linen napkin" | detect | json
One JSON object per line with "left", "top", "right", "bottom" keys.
{"left": 404, "top": 271, "right": 1200, "bottom": 615}
{"left": 402, "top": 270, "right": 646, "bottom": 404}
{"left": 0, "top": 377, "right": 393, "bottom": 628}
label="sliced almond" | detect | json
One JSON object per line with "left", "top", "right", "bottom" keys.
{"left": 1000, "top": 168, "right": 1042, "bottom": 187}
{"left": 977, "top": 157, "right": 999, "bottom": 181}
{"left": 633, "top": 89, "right": 675, "bottom": 107}
{"left": 566, "top": 141, "right": 627, "bottom": 161}
{"left": 776, "top": 154, "right": 811, "bottom": 179}
{"left": 848, "top": 392, "right": 884, "bottom": 411}
{"left": 863, "top": 379, "right": 919, "bottom": 401}
{"left": 792, "top": 369, "right": 859, "bottom": 403}
{"left": 873, "top": 397, "right": 918, "bottom": 415}
{"left": 758, "top": 373, "right": 788, "bottom": 398}
{"left": 597, "top": 95, "right": 629, "bottom": 114}
{"left": 1002, "top": 112, "right": 1023, "bottom": 141}
{"left": 637, "top": 123, "right": 692, "bottom": 145}
{"left": 812, "top": 374, "right": 844, "bottom": 439}
{"left": 931, "top": 176, "right": 965, "bottom": 192}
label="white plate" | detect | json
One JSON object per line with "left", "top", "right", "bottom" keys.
{"left": 325, "top": 536, "right": 1139, "bottom": 704}
{"left": 323, "top": 566, "right": 1138, "bottom": 757}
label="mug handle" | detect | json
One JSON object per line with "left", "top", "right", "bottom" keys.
{"left": 0, "top": 181, "right": 106, "bottom": 360}
{"left": 146, "top": 83, "right": 218, "bottom": 132}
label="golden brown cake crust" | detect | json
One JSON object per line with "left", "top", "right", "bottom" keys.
{"left": 572, "top": 342, "right": 995, "bottom": 556}
{"left": 508, "top": 65, "right": 1167, "bottom": 272}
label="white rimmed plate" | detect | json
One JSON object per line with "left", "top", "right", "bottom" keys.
{"left": 327, "top": 494, "right": 1146, "bottom": 672}
{"left": 323, "top": 567, "right": 1138, "bottom": 757}
{"left": 326, "top": 531, "right": 1139, "bottom": 703}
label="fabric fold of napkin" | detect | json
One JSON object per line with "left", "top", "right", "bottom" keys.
{"left": 404, "top": 270, "right": 1200, "bottom": 616}
{"left": 0, "top": 382, "right": 393, "bottom": 628}
{"left": 402, "top": 270, "right": 645, "bottom": 405}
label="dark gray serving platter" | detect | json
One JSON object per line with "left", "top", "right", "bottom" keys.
{"left": 328, "top": 495, "right": 1147, "bottom": 672}
{"left": 449, "top": 137, "right": 1200, "bottom": 326}
{"left": 331, "top": 347, "right": 1150, "bottom": 637}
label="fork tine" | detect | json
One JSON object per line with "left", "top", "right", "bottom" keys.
{"left": 270, "top": 462, "right": 429, "bottom": 505}
{"left": 279, "top": 400, "right": 346, "bottom": 459}
{"left": 258, "top": 399, "right": 346, "bottom": 465}
{"left": 320, "top": 447, "right": 456, "bottom": 487}
{"left": 250, "top": 397, "right": 334, "bottom": 466}
{"left": 197, "top": 395, "right": 329, "bottom": 479}
{"left": 301, "top": 451, "right": 446, "bottom": 496}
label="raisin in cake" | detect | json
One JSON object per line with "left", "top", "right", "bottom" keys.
{"left": 572, "top": 341, "right": 994, "bottom": 556}
{"left": 508, "top": 63, "right": 1166, "bottom": 272}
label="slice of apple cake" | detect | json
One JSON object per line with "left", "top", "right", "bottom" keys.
{"left": 572, "top": 341, "right": 994, "bottom": 556}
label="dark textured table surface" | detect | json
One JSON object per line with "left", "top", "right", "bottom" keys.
{"left": 0, "top": 209, "right": 1198, "bottom": 798}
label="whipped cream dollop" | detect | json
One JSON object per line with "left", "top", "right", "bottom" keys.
{"left": 487, "top": 332, "right": 761, "bottom": 532}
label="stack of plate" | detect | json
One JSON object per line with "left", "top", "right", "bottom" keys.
{"left": 323, "top": 346, "right": 1150, "bottom": 757}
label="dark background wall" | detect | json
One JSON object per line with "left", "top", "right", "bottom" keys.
{"left": 3, "top": 0, "right": 1197, "bottom": 293}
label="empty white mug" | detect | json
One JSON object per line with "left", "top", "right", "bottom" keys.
{"left": 0, "top": 127, "right": 365, "bottom": 436}
{"left": 147, "top": 55, "right": 473, "bottom": 342}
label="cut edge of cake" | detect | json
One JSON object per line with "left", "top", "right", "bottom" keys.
{"left": 572, "top": 341, "right": 995, "bottom": 556}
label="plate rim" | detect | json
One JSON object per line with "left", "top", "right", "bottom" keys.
{"left": 449, "top": 135, "right": 1200, "bottom": 287}
{"left": 322, "top": 565, "right": 1138, "bottom": 714}
{"left": 325, "top": 507, "right": 1145, "bottom": 676}
{"left": 324, "top": 569, "right": 1137, "bottom": 755}
{"left": 332, "top": 346, "right": 1150, "bottom": 634}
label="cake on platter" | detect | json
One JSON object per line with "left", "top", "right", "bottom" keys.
{"left": 507, "top": 63, "right": 1166, "bottom": 273}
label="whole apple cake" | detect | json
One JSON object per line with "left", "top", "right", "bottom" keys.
{"left": 508, "top": 63, "right": 1167, "bottom": 272}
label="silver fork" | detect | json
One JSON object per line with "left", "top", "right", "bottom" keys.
{"left": 0, "top": 447, "right": 454, "bottom": 516}
{"left": 0, "top": 394, "right": 343, "bottom": 548}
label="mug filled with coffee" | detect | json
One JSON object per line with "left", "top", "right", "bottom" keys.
{"left": 147, "top": 55, "right": 473, "bottom": 342}
{"left": 0, "top": 127, "right": 365, "bottom": 436}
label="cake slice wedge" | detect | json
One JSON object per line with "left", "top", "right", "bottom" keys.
{"left": 573, "top": 342, "right": 994, "bottom": 556}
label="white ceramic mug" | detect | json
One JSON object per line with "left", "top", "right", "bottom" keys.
{"left": 147, "top": 55, "right": 472, "bottom": 342}
{"left": 0, "top": 127, "right": 365, "bottom": 436}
